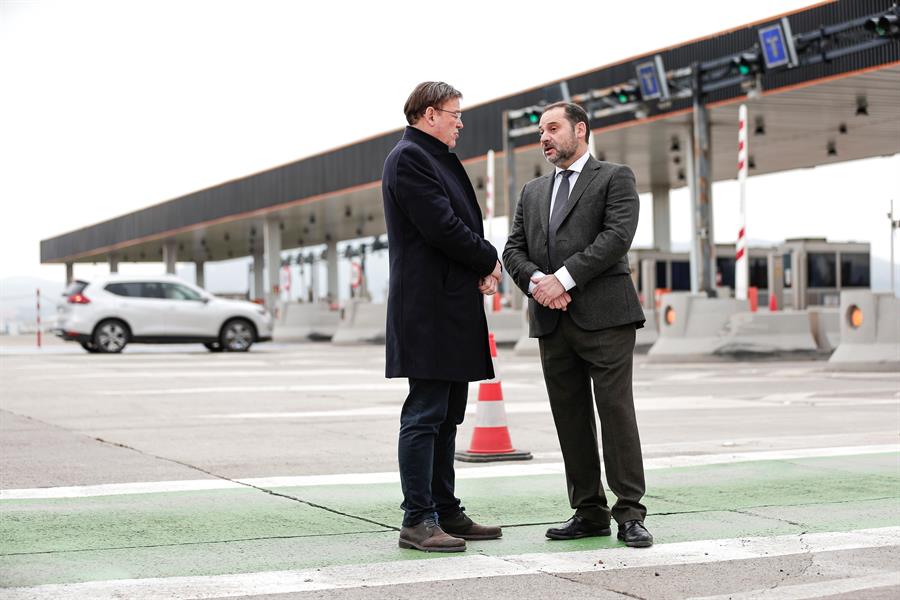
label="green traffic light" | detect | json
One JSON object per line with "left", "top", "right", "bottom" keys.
{"left": 617, "top": 93, "right": 628, "bottom": 103}
{"left": 528, "top": 113, "right": 539, "bottom": 124}
{"left": 738, "top": 65, "right": 750, "bottom": 75}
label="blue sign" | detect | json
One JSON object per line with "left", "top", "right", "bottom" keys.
{"left": 759, "top": 23, "right": 789, "bottom": 69}
{"left": 637, "top": 62, "right": 660, "bottom": 98}
{"left": 635, "top": 56, "right": 668, "bottom": 101}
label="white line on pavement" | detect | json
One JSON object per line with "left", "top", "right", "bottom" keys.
{"left": 95, "top": 382, "right": 533, "bottom": 396}
{"left": 200, "top": 394, "right": 897, "bottom": 420}
{"left": 1, "top": 528, "right": 897, "bottom": 600}
{"left": 29, "top": 369, "right": 386, "bottom": 380}
{"left": 2, "top": 445, "right": 896, "bottom": 500}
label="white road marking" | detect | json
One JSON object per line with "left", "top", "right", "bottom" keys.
{"left": 1, "top": 528, "right": 897, "bottom": 600}
{"left": 688, "top": 572, "right": 900, "bottom": 600}
{"left": 3, "top": 444, "right": 896, "bottom": 501}
{"left": 199, "top": 393, "right": 897, "bottom": 420}
{"left": 95, "top": 382, "right": 534, "bottom": 396}
{"left": 95, "top": 383, "right": 411, "bottom": 395}
{"left": 28, "top": 369, "right": 385, "bottom": 380}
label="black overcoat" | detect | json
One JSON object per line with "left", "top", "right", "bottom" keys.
{"left": 382, "top": 127, "right": 498, "bottom": 381}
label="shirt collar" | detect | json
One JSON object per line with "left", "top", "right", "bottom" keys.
{"left": 554, "top": 149, "right": 591, "bottom": 177}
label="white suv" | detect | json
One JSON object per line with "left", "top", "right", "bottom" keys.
{"left": 53, "top": 275, "right": 274, "bottom": 353}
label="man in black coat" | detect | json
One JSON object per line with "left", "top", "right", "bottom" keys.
{"left": 503, "top": 102, "right": 653, "bottom": 548}
{"left": 382, "top": 81, "right": 502, "bottom": 553}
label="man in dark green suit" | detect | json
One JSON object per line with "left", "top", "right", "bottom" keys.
{"left": 502, "top": 101, "right": 652, "bottom": 548}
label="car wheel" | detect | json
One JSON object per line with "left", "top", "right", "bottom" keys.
{"left": 92, "top": 319, "right": 129, "bottom": 353}
{"left": 80, "top": 341, "right": 101, "bottom": 353}
{"left": 219, "top": 318, "right": 254, "bottom": 352}
{"left": 204, "top": 342, "right": 224, "bottom": 352}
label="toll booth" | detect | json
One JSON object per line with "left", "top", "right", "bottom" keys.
{"left": 629, "top": 246, "right": 770, "bottom": 308}
{"left": 778, "top": 238, "right": 871, "bottom": 310}
{"left": 629, "top": 238, "right": 870, "bottom": 310}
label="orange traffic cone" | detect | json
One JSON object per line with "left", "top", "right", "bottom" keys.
{"left": 455, "top": 333, "right": 532, "bottom": 463}
{"left": 769, "top": 293, "right": 778, "bottom": 312}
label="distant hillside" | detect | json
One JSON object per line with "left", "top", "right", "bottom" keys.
{"left": 0, "top": 277, "right": 66, "bottom": 331}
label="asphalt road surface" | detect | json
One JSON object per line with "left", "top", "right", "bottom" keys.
{"left": 1, "top": 336, "right": 898, "bottom": 599}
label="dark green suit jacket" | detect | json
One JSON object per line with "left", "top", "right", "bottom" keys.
{"left": 503, "top": 155, "right": 645, "bottom": 338}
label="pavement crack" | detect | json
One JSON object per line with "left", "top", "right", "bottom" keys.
{"left": 728, "top": 507, "right": 806, "bottom": 528}
{"left": 92, "top": 436, "right": 400, "bottom": 531}
{"left": 601, "top": 586, "right": 649, "bottom": 599}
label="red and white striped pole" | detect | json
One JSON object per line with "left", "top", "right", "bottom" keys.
{"left": 736, "top": 104, "right": 749, "bottom": 301}
{"left": 36, "top": 288, "right": 42, "bottom": 349}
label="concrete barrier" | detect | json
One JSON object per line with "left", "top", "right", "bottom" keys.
{"left": 486, "top": 310, "right": 522, "bottom": 346}
{"left": 648, "top": 293, "right": 744, "bottom": 361}
{"left": 808, "top": 307, "right": 840, "bottom": 351}
{"left": 647, "top": 292, "right": 845, "bottom": 361}
{"left": 331, "top": 300, "right": 387, "bottom": 345}
{"left": 514, "top": 305, "right": 539, "bottom": 356}
{"left": 828, "top": 291, "right": 900, "bottom": 372}
{"left": 273, "top": 302, "right": 340, "bottom": 342}
{"left": 635, "top": 308, "right": 658, "bottom": 351}
{"left": 718, "top": 311, "right": 821, "bottom": 356}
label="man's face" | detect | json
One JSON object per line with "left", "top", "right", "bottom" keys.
{"left": 430, "top": 98, "right": 463, "bottom": 149}
{"left": 539, "top": 107, "right": 580, "bottom": 167}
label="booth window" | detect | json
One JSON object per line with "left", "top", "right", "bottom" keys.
{"left": 655, "top": 261, "right": 667, "bottom": 290}
{"left": 716, "top": 257, "right": 736, "bottom": 289}
{"left": 671, "top": 261, "right": 691, "bottom": 290}
{"left": 840, "top": 253, "right": 870, "bottom": 287}
{"left": 807, "top": 252, "right": 837, "bottom": 288}
{"left": 749, "top": 257, "right": 768, "bottom": 288}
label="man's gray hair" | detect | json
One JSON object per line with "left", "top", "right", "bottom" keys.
{"left": 404, "top": 82, "right": 462, "bottom": 125}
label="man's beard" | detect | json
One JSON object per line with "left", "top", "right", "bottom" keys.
{"left": 544, "top": 136, "right": 578, "bottom": 166}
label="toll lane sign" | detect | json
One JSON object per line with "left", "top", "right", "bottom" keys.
{"left": 635, "top": 55, "right": 669, "bottom": 102}
{"left": 758, "top": 18, "right": 798, "bottom": 70}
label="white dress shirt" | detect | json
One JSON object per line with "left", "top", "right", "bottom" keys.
{"left": 529, "top": 149, "right": 591, "bottom": 294}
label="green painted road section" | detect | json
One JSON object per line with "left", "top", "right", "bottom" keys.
{"left": 1, "top": 453, "right": 898, "bottom": 587}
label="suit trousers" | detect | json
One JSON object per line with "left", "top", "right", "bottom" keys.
{"left": 538, "top": 313, "right": 647, "bottom": 525}
{"left": 398, "top": 378, "right": 468, "bottom": 527}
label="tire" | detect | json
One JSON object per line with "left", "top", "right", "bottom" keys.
{"left": 80, "top": 341, "right": 101, "bottom": 353}
{"left": 92, "top": 319, "right": 129, "bottom": 353}
{"left": 204, "top": 342, "right": 224, "bottom": 352}
{"left": 219, "top": 318, "right": 255, "bottom": 352}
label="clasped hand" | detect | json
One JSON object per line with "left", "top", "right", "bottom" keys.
{"left": 531, "top": 274, "right": 571, "bottom": 311}
{"left": 478, "top": 260, "right": 503, "bottom": 296}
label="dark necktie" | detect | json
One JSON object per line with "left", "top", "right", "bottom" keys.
{"left": 548, "top": 170, "right": 573, "bottom": 269}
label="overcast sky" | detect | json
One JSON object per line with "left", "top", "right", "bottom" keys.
{"left": 1, "top": 0, "right": 897, "bottom": 293}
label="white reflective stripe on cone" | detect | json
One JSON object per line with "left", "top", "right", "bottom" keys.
{"left": 474, "top": 400, "right": 509, "bottom": 427}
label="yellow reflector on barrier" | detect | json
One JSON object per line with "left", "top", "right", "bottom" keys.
{"left": 848, "top": 305, "right": 863, "bottom": 329}
{"left": 664, "top": 306, "right": 676, "bottom": 326}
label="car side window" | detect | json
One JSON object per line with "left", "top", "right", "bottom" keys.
{"left": 105, "top": 282, "right": 142, "bottom": 297}
{"left": 140, "top": 282, "right": 165, "bottom": 299}
{"left": 163, "top": 283, "right": 203, "bottom": 301}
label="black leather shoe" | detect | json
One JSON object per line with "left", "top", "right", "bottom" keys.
{"left": 546, "top": 515, "right": 611, "bottom": 540}
{"left": 617, "top": 520, "right": 653, "bottom": 547}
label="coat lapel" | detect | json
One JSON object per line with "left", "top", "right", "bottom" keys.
{"left": 557, "top": 156, "right": 601, "bottom": 228}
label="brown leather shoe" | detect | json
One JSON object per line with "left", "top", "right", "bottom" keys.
{"left": 398, "top": 518, "right": 466, "bottom": 552}
{"left": 440, "top": 512, "right": 502, "bottom": 540}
